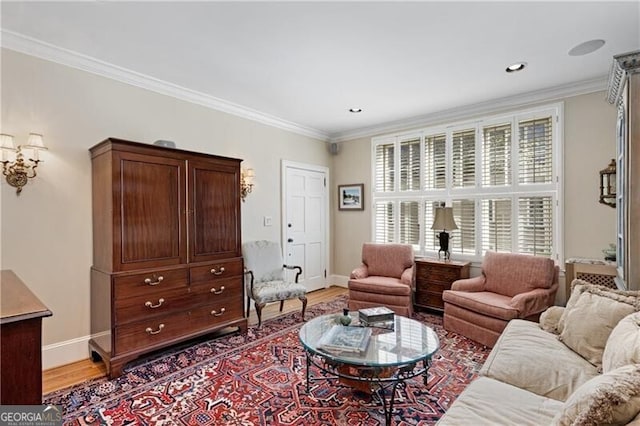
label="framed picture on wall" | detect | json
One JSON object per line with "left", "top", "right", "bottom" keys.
{"left": 338, "top": 184, "right": 364, "bottom": 211}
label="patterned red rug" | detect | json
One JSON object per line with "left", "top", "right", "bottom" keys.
{"left": 45, "top": 295, "right": 489, "bottom": 425}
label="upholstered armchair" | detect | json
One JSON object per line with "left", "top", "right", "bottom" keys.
{"left": 242, "top": 240, "right": 307, "bottom": 327}
{"left": 443, "top": 251, "right": 559, "bottom": 347}
{"left": 348, "top": 243, "right": 415, "bottom": 317}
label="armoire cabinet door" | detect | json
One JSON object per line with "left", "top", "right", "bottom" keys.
{"left": 188, "top": 159, "right": 241, "bottom": 263}
{"left": 114, "top": 151, "right": 187, "bottom": 271}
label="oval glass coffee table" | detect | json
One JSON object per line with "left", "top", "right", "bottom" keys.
{"left": 299, "top": 312, "right": 440, "bottom": 426}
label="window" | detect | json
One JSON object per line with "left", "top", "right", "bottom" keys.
{"left": 371, "top": 104, "right": 561, "bottom": 262}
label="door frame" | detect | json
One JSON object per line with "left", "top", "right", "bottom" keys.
{"left": 281, "top": 160, "right": 330, "bottom": 289}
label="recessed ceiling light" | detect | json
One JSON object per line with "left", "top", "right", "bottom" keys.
{"left": 505, "top": 62, "right": 527, "bottom": 73}
{"left": 568, "top": 39, "right": 606, "bottom": 56}
{"left": 349, "top": 108, "right": 362, "bottom": 113}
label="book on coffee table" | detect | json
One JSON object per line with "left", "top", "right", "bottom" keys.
{"left": 317, "top": 325, "right": 372, "bottom": 354}
{"left": 358, "top": 306, "right": 395, "bottom": 324}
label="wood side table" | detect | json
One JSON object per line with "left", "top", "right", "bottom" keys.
{"left": 415, "top": 258, "right": 470, "bottom": 312}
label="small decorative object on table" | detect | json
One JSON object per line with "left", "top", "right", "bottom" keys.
{"left": 338, "top": 308, "right": 352, "bottom": 326}
{"left": 359, "top": 306, "right": 395, "bottom": 329}
{"left": 317, "top": 324, "right": 372, "bottom": 354}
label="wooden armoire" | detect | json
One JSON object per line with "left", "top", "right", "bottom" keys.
{"left": 88, "top": 138, "right": 247, "bottom": 378}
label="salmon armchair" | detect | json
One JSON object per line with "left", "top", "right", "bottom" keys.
{"left": 443, "top": 251, "right": 559, "bottom": 347}
{"left": 348, "top": 243, "right": 415, "bottom": 317}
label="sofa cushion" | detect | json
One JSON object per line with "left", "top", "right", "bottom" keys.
{"left": 559, "top": 289, "right": 637, "bottom": 368}
{"left": 442, "top": 290, "right": 519, "bottom": 321}
{"left": 539, "top": 306, "right": 565, "bottom": 334}
{"left": 480, "top": 319, "right": 599, "bottom": 401}
{"left": 602, "top": 312, "right": 640, "bottom": 373}
{"left": 436, "top": 377, "right": 563, "bottom": 426}
{"left": 482, "top": 251, "right": 555, "bottom": 297}
{"left": 552, "top": 364, "right": 640, "bottom": 426}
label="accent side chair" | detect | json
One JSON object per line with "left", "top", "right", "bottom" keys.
{"left": 348, "top": 242, "right": 415, "bottom": 316}
{"left": 242, "top": 240, "right": 307, "bottom": 327}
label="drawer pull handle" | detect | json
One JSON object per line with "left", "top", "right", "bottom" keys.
{"left": 210, "top": 308, "right": 226, "bottom": 317}
{"left": 144, "top": 275, "right": 164, "bottom": 286}
{"left": 145, "top": 324, "right": 165, "bottom": 335}
{"left": 210, "top": 286, "right": 225, "bottom": 295}
{"left": 210, "top": 267, "right": 225, "bottom": 276}
{"left": 145, "top": 298, "right": 165, "bottom": 309}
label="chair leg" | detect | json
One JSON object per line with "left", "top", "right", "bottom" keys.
{"left": 299, "top": 296, "right": 307, "bottom": 321}
{"left": 255, "top": 302, "right": 265, "bottom": 328}
{"left": 246, "top": 296, "right": 251, "bottom": 318}
{"left": 279, "top": 300, "right": 285, "bottom": 312}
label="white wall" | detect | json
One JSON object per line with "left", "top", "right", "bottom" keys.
{"left": 1, "top": 49, "right": 330, "bottom": 367}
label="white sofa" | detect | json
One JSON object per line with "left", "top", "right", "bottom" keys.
{"left": 437, "top": 280, "right": 640, "bottom": 425}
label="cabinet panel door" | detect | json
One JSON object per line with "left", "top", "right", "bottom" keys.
{"left": 115, "top": 152, "right": 186, "bottom": 271}
{"left": 188, "top": 160, "right": 241, "bottom": 263}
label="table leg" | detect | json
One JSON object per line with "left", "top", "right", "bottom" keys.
{"left": 306, "top": 353, "right": 311, "bottom": 393}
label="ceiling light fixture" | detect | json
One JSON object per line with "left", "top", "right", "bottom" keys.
{"left": 568, "top": 39, "right": 606, "bottom": 56}
{"left": 505, "top": 62, "right": 527, "bottom": 73}
{"left": 349, "top": 108, "right": 362, "bottom": 113}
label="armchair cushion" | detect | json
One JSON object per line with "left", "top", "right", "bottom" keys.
{"left": 362, "top": 243, "right": 414, "bottom": 278}
{"left": 443, "top": 291, "right": 519, "bottom": 321}
{"left": 451, "top": 275, "right": 486, "bottom": 292}
{"left": 483, "top": 251, "right": 556, "bottom": 297}
{"left": 242, "top": 240, "right": 285, "bottom": 282}
{"left": 252, "top": 280, "right": 307, "bottom": 305}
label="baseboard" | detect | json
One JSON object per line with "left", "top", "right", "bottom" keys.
{"left": 329, "top": 275, "right": 348, "bottom": 287}
{"left": 42, "top": 331, "right": 108, "bottom": 370}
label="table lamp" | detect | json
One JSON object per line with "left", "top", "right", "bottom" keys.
{"left": 431, "top": 206, "right": 458, "bottom": 260}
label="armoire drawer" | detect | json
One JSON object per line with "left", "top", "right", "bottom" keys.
{"left": 114, "top": 310, "right": 191, "bottom": 355}
{"left": 190, "top": 302, "right": 244, "bottom": 332}
{"left": 190, "top": 259, "right": 243, "bottom": 284}
{"left": 114, "top": 286, "right": 192, "bottom": 325}
{"left": 114, "top": 268, "right": 188, "bottom": 300}
{"left": 191, "top": 277, "right": 243, "bottom": 303}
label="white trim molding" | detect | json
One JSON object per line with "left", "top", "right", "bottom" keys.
{"left": 42, "top": 331, "right": 109, "bottom": 370}
{"left": 1, "top": 30, "right": 330, "bottom": 142}
{"left": 329, "top": 274, "right": 349, "bottom": 288}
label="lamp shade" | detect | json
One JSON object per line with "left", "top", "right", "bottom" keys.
{"left": 0, "top": 134, "right": 15, "bottom": 150}
{"left": 24, "top": 133, "right": 47, "bottom": 150}
{"left": 431, "top": 207, "right": 458, "bottom": 230}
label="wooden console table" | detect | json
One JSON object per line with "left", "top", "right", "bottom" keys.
{"left": 415, "top": 259, "right": 470, "bottom": 312}
{"left": 0, "top": 270, "right": 52, "bottom": 404}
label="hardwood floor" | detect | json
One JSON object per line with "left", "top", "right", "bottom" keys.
{"left": 42, "top": 285, "right": 348, "bottom": 394}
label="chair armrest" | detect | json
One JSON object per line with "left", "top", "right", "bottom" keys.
{"left": 400, "top": 265, "right": 414, "bottom": 288}
{"left": 508, "top": 282, "right": 559, "bottom": 318}
{"left": 451, "top": 275, "right": 485, "bottom": 292}
{"left": 350, "top": 264, "right": 369, "bottom": 279}
{"left": 538, "top": 306, "right": 565, "bottom": 334}
{"left": 284, "top": 264, "right": 303, "bottom": 283}
{"left": 243, "top": 268, "right": 255, "bottom": 291}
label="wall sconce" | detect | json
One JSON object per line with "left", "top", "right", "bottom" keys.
{"left": 431, "top": 205, "right": 458, "bottom": 260}
{"left": 599, "top": 159, "right": 616, "bottom": 208}
{"left": 240, "top": 167, "right": 254, "bottom": 202}
{"left": 0, "top": 133, "right": 48, "bottom": 195}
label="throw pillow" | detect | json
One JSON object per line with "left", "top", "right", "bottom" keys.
{"left": 602, "top": 312, "right": 640, "bottom": 373}
{"left": 559, "top": 290, "right": 637, "bottom": 367}
{"left": 552, "top": 364, "right": 640, "bottom": 426}
{"left": 539, "top": 306, "right": 565, "bottom": 334}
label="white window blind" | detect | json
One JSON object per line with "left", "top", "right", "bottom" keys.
{"left": 519, "top": 117, "right": 553, "bottom": 184}
{"left": 451, "top": 199, "right": 476, "bottom": 254}
{"left": 481, "top": 198, "right": 512, "bottom": 252}
{"left": 399, "top": 201, "right": 420, "bottom": 249}
{"left": 482, "top": 123, "right": 512, "bottom": 186}
{"left": 423, "top": 201, "right": 439, "bottom": 251}
{"left": 424, "top": 133, "right": 446, "bottom": 189}
{"left": 375, "top": 142, "right": 395, "bottom": 192}
{"left": 518, "top": 196, "right": 553, "bottom": 256}
{"left": 400, "top": 137, "right": 421, "bottom": 191}
{"left": 452, "top": 129, "right": 476, "bottom": 188}
{"left": 374, "top": 201, "right": 395, "bottom": 243}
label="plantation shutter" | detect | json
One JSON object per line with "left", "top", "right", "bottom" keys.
{"left": 424, "top": 133, "right": 446, "bottom": 189}
{"left": 452, "top": 129, "right": 476, "bottom": 188}
{"left": 374, "top": 201, "right": 395, "bottom": 243}
{"left": 375, "top": 142, "right": 395, "bottom": 192}
{"left": 423, "top": 201, "right": 440, "bottom": 251}
{"left": 482, "top": 123, "right": 512, "bottom": 186}
{"left": 450, "top": 199, "right": 476, "bottom": 254}
{"left": 481, "top": 198, "right": 512, "bottom": 252}
{"left": 518, "top": 196, "right": 553, "bottom": 256}
{"left": 519, "top": 117, "right": 553, "bottom": 184}
{"left": 400, "top": 137, "right": 421, "bottom": 191}
{"left": 399, "top": 201, "right": 420, "bottom": 249}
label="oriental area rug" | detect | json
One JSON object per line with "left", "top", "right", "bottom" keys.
{"left": 45, "top": 296, "right": 490, "bottom": 425}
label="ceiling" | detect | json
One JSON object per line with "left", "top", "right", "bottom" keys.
{"left": 2, "top": 2, "right": 639, "bottom": 141}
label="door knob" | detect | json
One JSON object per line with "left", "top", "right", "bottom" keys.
{"left": 288, "top": 238, "right": 293, "bottom": 243}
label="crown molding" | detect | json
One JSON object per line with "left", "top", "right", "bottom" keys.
{"left": 1, "top": 30, "right": 330, "bottom": 142}
{"left": 329, "top": 76, "right": 608, "bottom": 142}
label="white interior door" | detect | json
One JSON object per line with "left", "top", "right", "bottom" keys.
{"left": 283, "top": 162, "right": 328, "bottom": 292}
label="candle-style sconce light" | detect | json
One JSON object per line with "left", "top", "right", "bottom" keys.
{"left": 0, "top": 133, "right": 48, "bottom": 195}
{"left": 240, "top": 167, "right": 255, "bottom": 202}
{"left": 599, "top": 159, "right": 616, "bottom": 208}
